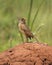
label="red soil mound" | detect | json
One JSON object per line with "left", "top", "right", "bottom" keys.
{"left": 0, "top": 42, "right": 52, "bottom": 65}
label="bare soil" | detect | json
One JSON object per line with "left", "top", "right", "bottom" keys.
{"left": 0, "top": 42, "right": 52, "bottom": 65}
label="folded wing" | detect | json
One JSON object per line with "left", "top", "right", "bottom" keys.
{"left": 21, "top": 24, "right": 34, "bottom": 39}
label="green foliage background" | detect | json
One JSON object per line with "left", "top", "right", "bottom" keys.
{"left": 0, "top": 0, "right": 52, "bottom": 52}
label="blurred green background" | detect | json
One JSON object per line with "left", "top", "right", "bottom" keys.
{"left": 0, "top": 0, "right": 52, "bottom": 52}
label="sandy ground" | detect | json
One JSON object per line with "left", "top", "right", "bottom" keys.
{"left": 0, "top": 42, "right": 52, "bottom": 65}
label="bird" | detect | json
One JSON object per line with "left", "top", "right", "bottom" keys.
{"left": 17, "top": 17, "right": 39, "bottom": 42}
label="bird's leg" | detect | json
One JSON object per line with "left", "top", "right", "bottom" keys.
{"left": 19, "top": 32, "right": 24, "bottom": 43}
{"left": 25, "top": 36, "right": 28, "bottom": 43}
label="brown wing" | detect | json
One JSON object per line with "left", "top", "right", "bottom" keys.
{"left": 21, "top": 24, "right": 34, "bottom": 39}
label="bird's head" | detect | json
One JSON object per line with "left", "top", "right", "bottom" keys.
{"left": 17, "top": 17, "right": 26, "bottom": 24}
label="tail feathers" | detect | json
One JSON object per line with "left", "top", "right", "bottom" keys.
{"left": 28, "top": 34, "right": 39, "bottom": 43}
{"left": 28, "top": 35, "right": 34, "bottom": 39}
